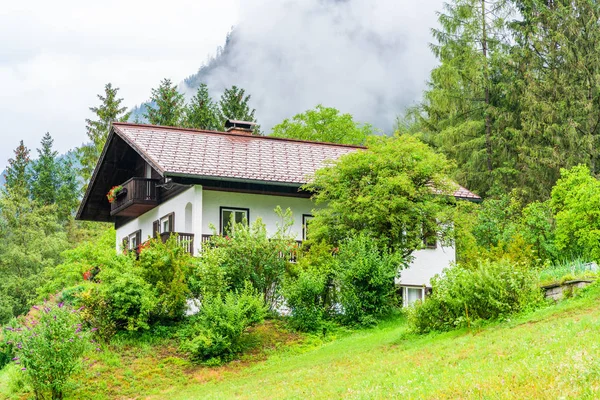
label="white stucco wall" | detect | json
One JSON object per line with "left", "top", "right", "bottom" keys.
{"left": 201, "top": 189, "right": 314, "bottom": 240}
{"left": 115, "top": 186, "right": 201, "bottom": 253}
{"left": 116, "top": 184, "right": 455, "bottom": 288}
{"left": 396, "top": 244, "right": 455, "bottom": 287}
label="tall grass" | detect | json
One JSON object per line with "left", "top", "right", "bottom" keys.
{"left": 538, "top": 258, "right": 599, "bottom": 285}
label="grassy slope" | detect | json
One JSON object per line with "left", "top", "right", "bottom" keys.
{"left": 165, "top": 286, "right": 600, "bottom": 400}
{"left": 2, "top": 286, "right": 600, "bottom": 399}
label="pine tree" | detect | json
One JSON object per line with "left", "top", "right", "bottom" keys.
{"left": 217, "top": 86, "right": 257, "bottom": 130}
{"left": 79, "top": 83, "right": 130, "bottom": 181}
{"left": 510, "top": 0, "right": 600, "bottom": 200}
{"left": 29, "top": 134, "right": 79, "bottom": 222}
{"left": 30, "top": 133, "right": 59, "bottom": 205}
{"left": 144, "top": 78, "right": 186, "bottom": 127}
{"left": 184, "top": 83, "right": 219, "bottom": 130}
{"left": 419, "top": 0, "right": 516, "bottom": 197}
{"left": 3, "top": 141, "right": 31, "bottom": 197}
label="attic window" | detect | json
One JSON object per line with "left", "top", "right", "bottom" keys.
{"left": 422, "top": 223, "right": 437, "bottom": 249}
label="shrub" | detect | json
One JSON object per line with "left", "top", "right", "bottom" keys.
{"left": 336, "top": 234, "right": 403, "bottom": 325}
{"left": 137, "top": 235, "right": 193, "bottom": 321}
{"left": 0, "top": 327, "right": 16, "bottom": 370}
{"left": 79, "top": 267, "right": 157, "bottom": 339}
{"left": 203, "top": 208, "right": 297, "bottom": 310}
{"left": 178, "top": 287, "right": 266, "bottom": 364}
{"left": 408, "top": 260, "right": 544, "bottom": 333}
{"left": 4, "top": 303, "right": 91, "bottom": 400}
{"left": 284, "top": 241, "right": 339, "bottom": 331}
{"left": 284, "top": 269, "right": 326, "bottom": 331}
{"left": 37, "top": 228, "right": 121, "bottom": 300}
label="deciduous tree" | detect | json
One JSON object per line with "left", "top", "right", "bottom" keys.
{"left": 271, "top": 105, "right": 372, "bottom": 145}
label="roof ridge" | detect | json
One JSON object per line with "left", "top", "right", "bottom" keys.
{"left": 112, "top": 122, "right": 367, "bottom": 149}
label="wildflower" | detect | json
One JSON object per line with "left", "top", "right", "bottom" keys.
{"left": 32, "top": 305, "right": 40, "bottom": 311}
{"left": 21, "top": 368, "right": 26, "bottom": 371}
{"left": 58, "top": 302, "right": 64, "bottom": 308}
{"left": 12, "top": 357, "right": 19, "bottom": 361}
{"left": 91, "top": 327, "right": 98, "bottom": 332}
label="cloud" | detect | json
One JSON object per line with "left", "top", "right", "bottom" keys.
{"left": 0, "top": 0, "right": 238, "bottom": 169}
{"left": 187, "top": 0, "right": 442, "bottom": 133}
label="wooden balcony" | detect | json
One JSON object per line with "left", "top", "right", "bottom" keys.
{"left": 110, "top": 178, "right": 159, "bottom": 217}
{"left": 159, "top": 232, "right": 195, "bottom": 255}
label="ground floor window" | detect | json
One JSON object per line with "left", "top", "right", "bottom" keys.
{"left": 220, "top": 207, "right": 249, "bottom": 236}
{"left": 402, "top": 286, "right": 425, "bottom": 307}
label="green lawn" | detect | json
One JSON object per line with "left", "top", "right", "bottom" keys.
{"left": 2, "top": 285, "right": 600, "bottom": 399}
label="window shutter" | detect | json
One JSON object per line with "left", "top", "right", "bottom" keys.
{"left": 153, "top": 220, "right": 159, "bottom": 237}
{"left": 135, "top": 230, "right": 142, "bottom": 248}
{"left": 168, "top": 212, "right": 175, "bottom": 232}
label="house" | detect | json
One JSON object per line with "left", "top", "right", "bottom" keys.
{"left": 76, "top": 121, "right": 481, "bottom": 306}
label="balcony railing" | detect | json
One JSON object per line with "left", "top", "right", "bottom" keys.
{"left": 200, "top": 234, "right": 302, "bottom": 262}
{"left": 160, "top": 232, "right": 194, "bottom": 255}
{"left": 110, "top": 178, "right": 159, "bottom": 217}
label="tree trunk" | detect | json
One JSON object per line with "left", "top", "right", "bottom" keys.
{"left": 482, "top": 0, "right": 493, "bottom": 172}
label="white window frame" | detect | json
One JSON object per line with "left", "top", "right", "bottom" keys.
{"left": 302, "top": 214, "right": 314, "bottom": 241}
{"left": 129, "top": 232, "right": 138, "bottom": 250}
{"left": 160, "top": 216, "right": 170, "bottom": 234}
{"left": 402, "top": 286, "right": 426, "bottom": 307}
{"left": 220, "top": 207, "right": 249, "bottom": 236}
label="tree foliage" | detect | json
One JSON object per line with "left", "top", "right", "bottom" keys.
{"left": 79, "top": 83, "right": 130, "bottom": 182}
{"left": 144, "top": 78, "right": 186, "bottom": 127}
{"left": 217, "top": 85, "right": 257, "bottom": 130}
{"left": 270, "top": 105, "right": 372, "bottom": 145}
{"left": 419, "top": 0, "right": 600, "bottom": 201}
{"left": 304, "top": 135, "right": 454, "bottom": 258}
{"left": 184, "top": 83, "right": 220, "bottom": 130}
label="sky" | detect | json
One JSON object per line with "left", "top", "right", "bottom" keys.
{"left": 0, "top": 0, "right": 239, "bottom": 169}
{"left": 0, "top": 0, "right": 443, "bottom": 171}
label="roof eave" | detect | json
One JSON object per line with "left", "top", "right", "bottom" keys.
{"left": 164, "top": 171, "right": 306, "bottom": 188}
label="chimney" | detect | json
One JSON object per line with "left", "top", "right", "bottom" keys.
{"left": 225, "top": 119, "right": 256, "bottom": 135}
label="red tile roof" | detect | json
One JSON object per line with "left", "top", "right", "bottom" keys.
{"left": 112, "top": 123, "right": 481, "bottom": 200}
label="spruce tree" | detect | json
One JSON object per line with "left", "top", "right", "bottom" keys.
{"left": 30, "top": 132, "right": 59, "bottom": 205}
{"left": 3, "top": 140, "right": 31, "bottom": 197}
{"left": 184, "top": 83, "right": 219, "bottom": 130}
{"left": 144, "top": 78, "right": 186, "bottom": 127}
{"left": 419, "top": 0, "right": 516, "bottom": 197}
{"left": 79, "top": 83, "right": 130, "bottom": 181}
{"left": 217, "top": 86, "right": 257, "bottom": 130}
{"left": 510, "top": 0, "right": 600, "bottom": 200}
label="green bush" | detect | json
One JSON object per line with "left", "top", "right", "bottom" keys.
{"left": 137, "top": 235, "right": 193, "bottom": 321}
{"left": 0, "top": 326, "right": 16, "bottom": 370}
{"left": 284, "top": 269, "right": 326, "bottom": 331}
{"left": 202, "top": 208, "right": 297, "bottom": 310}
{"left": 4, "top": 303, "right": 91, "bottom": 399}
{"left": 80, "top": 267, "right": 157, "bottom": 339}
{"left": 408, "top": 260, "right": 544, "bottom": 333}
{"left": 178, "top": 287, "right": 266, "bottom": 364}
{"left": 336, "top": 234, "right": 403, "bottom": 326}
{"left": 37, "top": 228, "right": 120, "bottom": 300}
{"left": 283, "top": 241, "right": 339, "bottom": 331}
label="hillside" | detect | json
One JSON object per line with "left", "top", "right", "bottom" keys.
{"left": 3, "top": 283, "right": 598, "bottom": 399}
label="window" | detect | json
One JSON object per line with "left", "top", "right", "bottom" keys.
{"left": 302, "top": 214, "right": 314, "bottom": 241}
{"left": 161, "top": 216, "right": 170, "bottom": 233}
{"left": 220, "top": 207, "right": 249, "bottom": 236}
{"left": 153, "top": 213, "right": 174, "bottom": 237}
{"left": 124, "top": 230, "right": 141, "bottom": 251}
{"left": 403, "top": 287, "right": 424, "bottom": 307}
{"left": 422, "top": 222, "right": 437, "bottom": 249}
